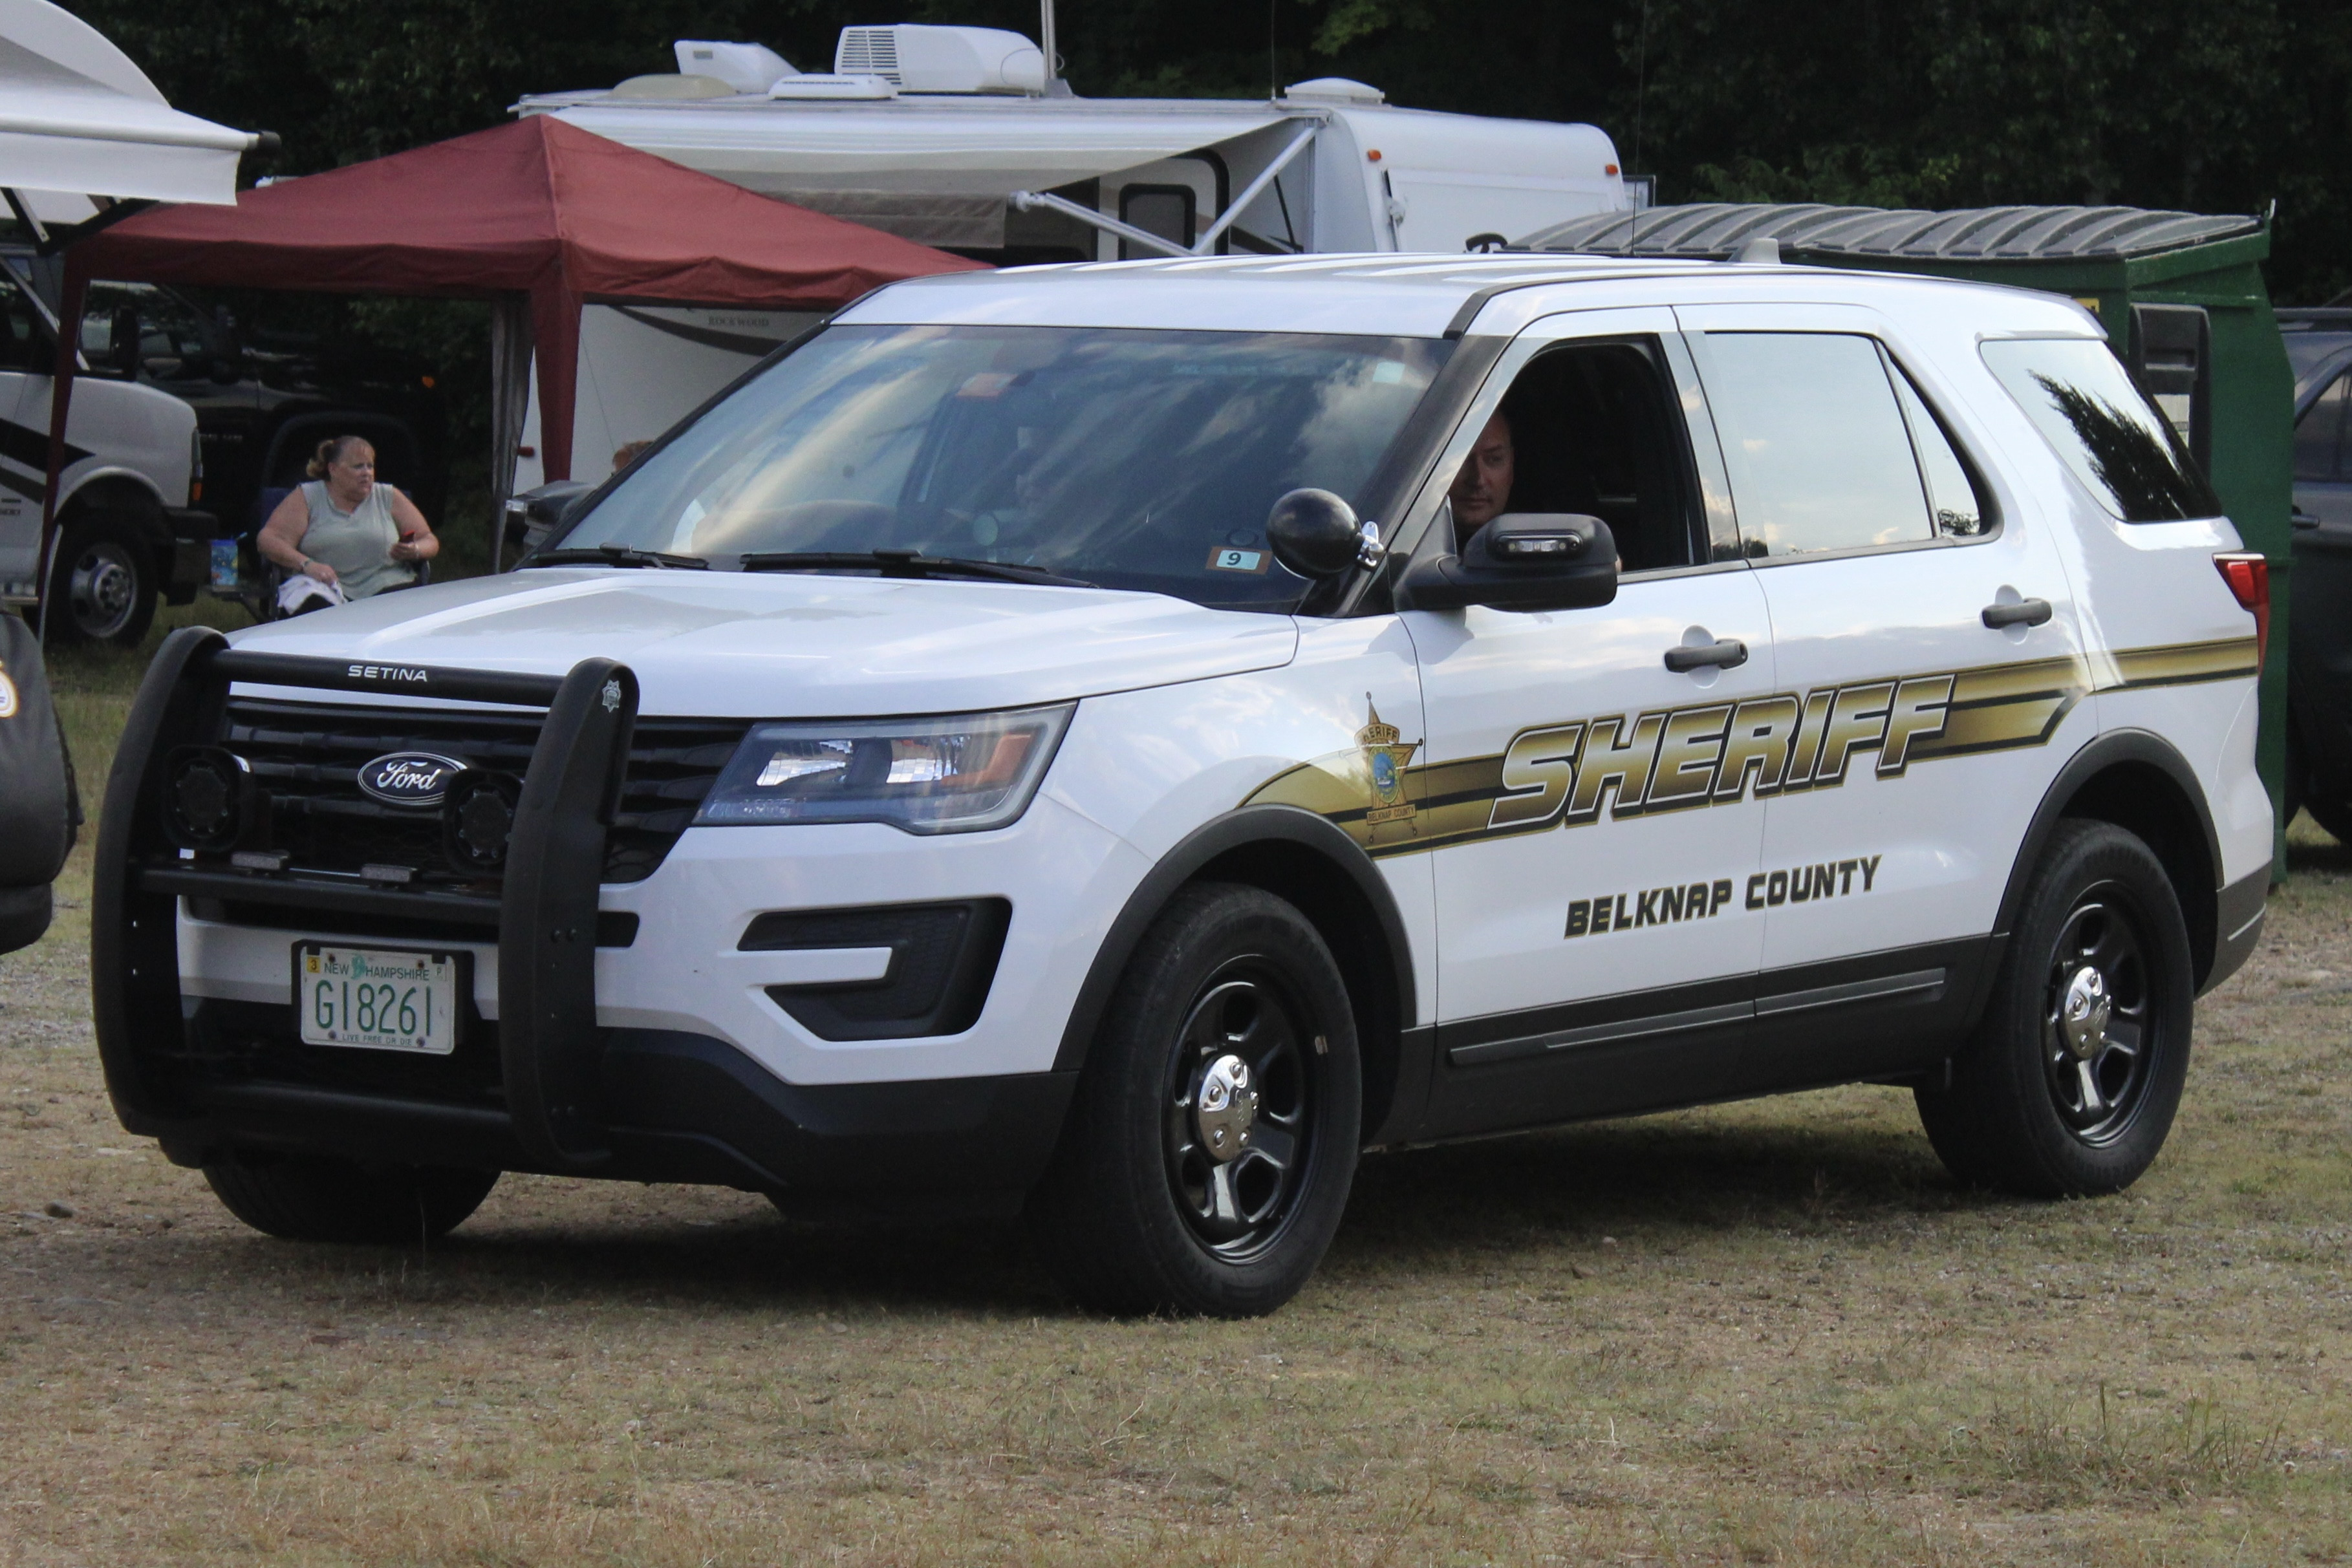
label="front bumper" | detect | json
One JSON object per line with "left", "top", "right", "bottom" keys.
{"left": 98, "top": 625, "right": 1091, "bottom": 1203}
{"left": 146, "top": 1031, "right": 1074, "bottom": 1214}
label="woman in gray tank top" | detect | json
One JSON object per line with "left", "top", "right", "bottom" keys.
{"left": 257, "top": 436, "right": 440, "bottom": 603}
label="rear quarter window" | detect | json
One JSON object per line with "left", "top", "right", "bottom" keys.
{"left": 1981, "top": 338, "right": 2221, "bottom": 522}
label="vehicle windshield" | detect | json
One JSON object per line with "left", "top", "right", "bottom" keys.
{"left": 550, "top": 324, "right": 1450, "bottom": 610}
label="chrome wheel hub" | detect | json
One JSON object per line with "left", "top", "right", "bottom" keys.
{"left": 1161, "top": 970, "right": 1313, "bottom": 1260}
{"left": 69, "top": 543, "right": 138, "bottom": 638}
{"left": 2060, "top": 964, "right": 2111, "bottom": 1060}
{"left": 1194, "top": 1053, "right": 1260, "bottom": 1163}
{"left": 2041, "top": 895, "right": 2156, "bottom": 1144}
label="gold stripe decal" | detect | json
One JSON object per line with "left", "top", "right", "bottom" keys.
{"left": 1243, "top": 637, "right": 2255, "bottom": 859}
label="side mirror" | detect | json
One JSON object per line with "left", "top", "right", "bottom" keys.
{"left": 1267, "top": 488, "right": 1372, "bottom": 579}
{"left": 508, "top": 479, "right": 599, "bottom": 565}
{"left": 1395, "top": 512, "right": 1619, "bottom": 613}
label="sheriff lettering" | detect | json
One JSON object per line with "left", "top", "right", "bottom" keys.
{"left": 1491, "top": 673, "right": 1956, "bottom": 831}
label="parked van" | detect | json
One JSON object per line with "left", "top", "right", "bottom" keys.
{"left": 1, "top": 250, "right": 211, "bottom": 645}
{"left": 504, "top": 23, "right": 1630, "bottom": 486}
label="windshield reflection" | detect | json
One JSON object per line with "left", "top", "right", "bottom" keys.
{"left": 554, "top": 325, "right": 1450, "bottom": 611}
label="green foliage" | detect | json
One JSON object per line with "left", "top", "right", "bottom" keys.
{"left": 48, "top": 0, "right": 2352, "bottom": 468}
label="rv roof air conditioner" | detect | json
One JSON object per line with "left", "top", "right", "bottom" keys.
{"left": 1283, "top": 78, "right": 1386, "bottom": 105}
{"left": 834, "top": 25, "right": 1048, "bottom": 95}
{"left": 671, "top": 41, "right": 796, "bottom": 94}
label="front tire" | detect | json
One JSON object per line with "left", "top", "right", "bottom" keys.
{"left": 43, "top": 511, "right": 156, "bottom": 647}
{"left": 1915, "top": 819, "right": 2194, "bottom": 1196}
{"left": 204, "top": 1151, "right": 498, "bottom": 1244}
{"left": 1028, "top": 883, "right": 1361, "bottom": 1317}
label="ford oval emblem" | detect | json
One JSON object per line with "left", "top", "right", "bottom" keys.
{"left": 356, "top": 751, "right": 467, "bottom": 808}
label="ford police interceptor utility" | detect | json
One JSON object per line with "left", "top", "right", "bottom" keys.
{"left": 94, "top": 253, "right": 2272, "bottom": 1317}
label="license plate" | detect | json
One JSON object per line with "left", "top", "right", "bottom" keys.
{"left": 294, "top": 944, "right": 464, "bottom": 1055}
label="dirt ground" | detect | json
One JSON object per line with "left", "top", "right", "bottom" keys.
{"left": 5, "top": 619, "right": 2351, "bottom": 1563}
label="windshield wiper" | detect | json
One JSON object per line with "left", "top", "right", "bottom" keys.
{"left": 737, "top": 549, "right": 1095, "bottom": 589}
{"left": 527, "top": 544, "right": 709, "bottom": 570}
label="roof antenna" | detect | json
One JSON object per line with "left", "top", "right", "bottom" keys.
{"left": 1631, "top": 0, "right": 1650, "bottom": 180}
{"left": 1269, "top": 0, "right": 1278, "bottom": 100}
{"left": 1040, "top": 0, "right": 1071, "bottom": 96}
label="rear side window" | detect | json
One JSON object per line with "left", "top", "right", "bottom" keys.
{"left": 2296, "top": 372, "right": 2347, "bottom": 483}
{"left": 1695, "top": 332, "right": 1945, "bottom": 556}
{"left": 1981, "top": 337, "right": 2221, "bottom": 521}
{"left": 1890, "top": 367, "right": 1987, "bottom": 536}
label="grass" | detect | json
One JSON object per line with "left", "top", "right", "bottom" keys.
{"left": 5, "top": 623, "right": 2352, "bottom": 1563}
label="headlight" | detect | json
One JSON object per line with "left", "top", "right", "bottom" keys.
{"left": 694, "top": 704, "right": 1074, "bottom": 833}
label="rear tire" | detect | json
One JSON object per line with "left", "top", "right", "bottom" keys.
{"left": 1027, "top": 883, "right": 1361, "bottom": 1318}
{"left": 43, "top": 511, "right": 156, "bottom": 647}
{"left": 2289, "top": 718, "right": 2352, "bottom": 844}
{"left": 2303, "top": 789, "right": 2352, "bottom": 848}
{"left": 1915, "top": 819, "right": 2194, "bottom": 1196}
{"left": 203, "top": 1151, "right": 498, "bottom": 1244}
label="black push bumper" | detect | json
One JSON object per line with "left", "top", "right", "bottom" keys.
{"left": 92, "top": 627, "right": 1071, "bottom": 1206}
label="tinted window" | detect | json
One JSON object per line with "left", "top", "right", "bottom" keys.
{"left": 1981, "top": 337, "right": 2221, "bottom": 521}
{"left": 2283, "top": 328, "right": 2352, "bottom": 381}
{"left": 1119, "top": 186, "right": 1194, "bottom": 261}
{"left": 1698, "top": 332, "right": 1935, "bottom": 556}
{"left": 0, "top": 278, "right": 42, "bottom": 372}
{"left": 81, "top": 282, "right": 212, "bottom": 376}
{"left": 1889, "top": 364, "right": 1988, "bottom": 536}
{"left": 2296, "top": 372, "right": 2347, "bottom": 484}
{"left": 1483, "top": 338, "right": 1702, "bottom": 570}
{"left": 559, "top": 324, "right": 1449, "bottom": 610}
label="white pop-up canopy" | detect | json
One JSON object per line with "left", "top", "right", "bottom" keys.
{"left": 0, "top": 0, "right": 255, "bottom": 215}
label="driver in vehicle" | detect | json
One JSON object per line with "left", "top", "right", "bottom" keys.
{"left": 1448, "top": 409, "right": 1516, "bottom": 546}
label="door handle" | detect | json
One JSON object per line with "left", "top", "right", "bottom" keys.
{"left": 1663, "top": 638, "right": 1748, "bottom": 672}
{"left": 1980, "top": 597, "right": 2053, "bottom": 629}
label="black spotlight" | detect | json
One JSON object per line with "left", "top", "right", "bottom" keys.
{"left": 442, "top": 770, "right": 522, "bottom": 873}
{"left": 162, "top": 746, "right": 254, "bottom": 852}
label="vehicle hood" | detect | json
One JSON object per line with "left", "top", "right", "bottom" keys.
{"left": 226, "top": 570, "right": 1299, "bottom": 716}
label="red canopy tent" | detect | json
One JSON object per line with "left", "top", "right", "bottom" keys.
{"left": 45, "top": 114, "right": 984, "bottom": 533}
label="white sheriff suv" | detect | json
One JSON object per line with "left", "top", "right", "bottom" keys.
{"left": 95, "top": 254, "right": 2271, "bottom": 1317}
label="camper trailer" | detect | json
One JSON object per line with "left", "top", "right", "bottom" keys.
{"left": 507, "top": 22, "right": 1630, "bottom": 488}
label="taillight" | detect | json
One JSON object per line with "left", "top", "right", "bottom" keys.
{"left": 2214, "top": 552, "right": 2269, "bottom": 671}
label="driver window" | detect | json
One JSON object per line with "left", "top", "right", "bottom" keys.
{"left": 1458, "top": 338, "right": 1703, "bottom": 572}
{"left": 0, "top": 281, "right": 43, "bottom": 373}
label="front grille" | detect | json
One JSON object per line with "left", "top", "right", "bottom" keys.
{"left": 212, "top": 698, "right": 748, "bottom": 890}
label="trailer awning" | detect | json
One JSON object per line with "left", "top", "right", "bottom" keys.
{"left": 0, "top": 0, "right": 255, "bottom": 206}
{"left": 534, "top": 100, "right": 1295, "bottom": 199}
{"left": 55, "top": 115, "right": 983, "bottom": 487}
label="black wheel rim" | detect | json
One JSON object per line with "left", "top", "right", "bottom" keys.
{"left": 2040, "top": 888, "right": 2159, "bottom": 1146}
{"left": 1161, "top": 961, "right": 1319, "bottom": 1263}
{"left": 67, "top": 540, "right": 139, "bottom": 640}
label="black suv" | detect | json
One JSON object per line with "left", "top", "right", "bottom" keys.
{"left": 76, "top": 279, "right": 449, "bottom": 537}
{"left": 2284, "top": 307, "right": 2352, "bottom": 841}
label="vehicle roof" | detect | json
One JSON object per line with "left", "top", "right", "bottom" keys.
{"left": 836, "top": 251, "right": 2097, "bottom": 339}
{"left": 1522, "top": 202, "right": 2261, "bottom": 261}
{"left": 2280, "top": 311, "right": 2352, "bottom": 400}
